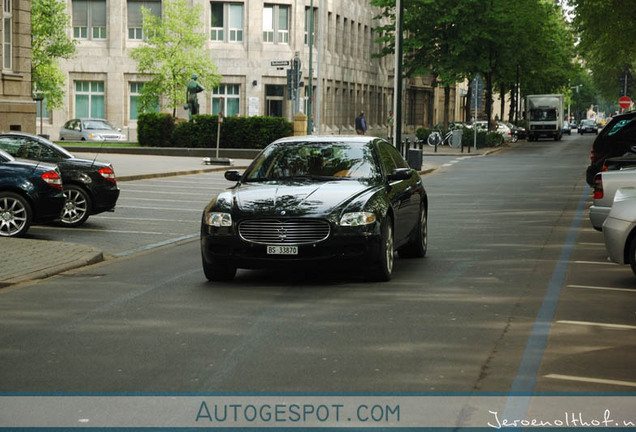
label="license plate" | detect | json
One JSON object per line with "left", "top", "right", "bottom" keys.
{"left": 267, "top": 245, "right": 298, "bottom": 255}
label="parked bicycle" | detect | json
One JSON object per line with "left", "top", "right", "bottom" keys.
{"left": 427, "top": 129, "right": 461, "bottom": 148}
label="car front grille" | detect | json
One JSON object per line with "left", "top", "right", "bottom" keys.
{"left": 238, "top": 219, "right": 330, "bottom": 245}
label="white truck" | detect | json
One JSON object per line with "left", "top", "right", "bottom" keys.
{"left": 526, "top": 94, "right": 564, "bottom": 141}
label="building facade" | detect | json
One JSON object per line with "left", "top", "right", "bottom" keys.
{"left": 44, "top": 0, "right": 463, "bottom": 141}
{"left": 0, "top": 0, "right": 36, "bottom": 134}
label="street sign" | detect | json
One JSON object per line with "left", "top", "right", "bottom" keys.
{"left": 619, "top": 95, "right": 632, "bottom": 109}
{"left": 271, "top": 60, "right": 290, "bottom": 67}
{"left": 471, "top": 73, "right": 484, "bottom": 107}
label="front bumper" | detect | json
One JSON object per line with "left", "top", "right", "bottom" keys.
{"left": 201, "top": 225, "right": 383, "bottom": 270}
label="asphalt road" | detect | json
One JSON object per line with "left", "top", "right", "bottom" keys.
{"left": 1, "top": 134, "right": 634, "bottom": 395}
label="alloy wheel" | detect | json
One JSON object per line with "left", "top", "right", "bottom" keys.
{"left": 0, "top": 194, "right": 31, "bottom": 237}
{"left": 60, "top": 186, "right": 90, "bottom": 226}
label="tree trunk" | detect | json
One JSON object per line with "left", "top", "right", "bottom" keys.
{"left": 499, "top": 83, "right": 506, "bottom": 122}
{"left": 485, "top": 71, "right": 493, "bottom": 131}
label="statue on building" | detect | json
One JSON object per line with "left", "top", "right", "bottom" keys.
{"left": 185, "top": 74, "right": 205, "bottom": 119}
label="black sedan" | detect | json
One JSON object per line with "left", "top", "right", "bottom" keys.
{"left": 201, "top": 136, "right": 428, "bottom": 282}
{"left": 579, "top": 119, "right": 599, "bottom": 135}
{"left": 0, "top": 133, "right": 120, "bottom": 227}
{"left": 0, "top": 149, "right": 65, "bottom": 237}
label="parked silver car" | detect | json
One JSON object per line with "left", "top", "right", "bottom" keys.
{"left": 603, "top": 187, "right": 636, "bottom": 276}
{"left": 589, "top": 168, "right": 636, "bottom": 231}
{"left": 59, "top": 118, "right": 127, "bottom": 142}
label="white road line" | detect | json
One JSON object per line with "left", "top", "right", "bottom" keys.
{"left": 557, "top": 320, "right": 636, "bottom": 330}
{"left": 91, "top": 216, "right": 193, "bottom": 223}
{"left": 579, "top": 242, "right": 604, "bottom": 246}
{"left": 572, "top": 260, "right": 617, "bottom": 265}
{"left": 545, "top": 374, "right": 636, "bottom": 388}
{"left": 568, "top": 284, "right": 636, "bottom": 293}
{"left": 31, "top": 226, "right": 181, "bottom": 235}
{"left": 117, "top": 197, "right": 206, "bottom": 204}
{"left": 120, "top": 184, "right": 223, "bottom": 190}
{"left": 115, "top": 205, "right": 201, "bottom": 212}
{"left": 118, "top": 190, "right": 209, "bottom": 196}
{"left": 442, "top": 163, "right": 453, "bottom": 167}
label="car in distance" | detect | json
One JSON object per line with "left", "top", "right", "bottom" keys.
{"left": 0, "top": 149, "right": 65, "bottom": 237}
{"left": 201, "top": 136, "right": 428, "bottom": 282}
{"left": 579, "top": 119, "right": 598, "bottom": 135}
{"left": 603, "top": 188, "right": 636, "bottom": 277}
{"left": 59, "top": 118, "right": 127, "bottom": 142}
{"left": 0, "top": 133, "right": 120, "bottom": 227}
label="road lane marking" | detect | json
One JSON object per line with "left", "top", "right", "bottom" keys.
{"left": 504, "top": 186, "right": 589, "bottom": 420}
{"left": 118, "top": 190, "right": 210, "bottom": 196}
{"left": 556, "top": 320, "right": 636, "bottom": 330}
{"left": 117, "top": 197, "right": 206, "bottom": 204}
{"left": 31, "top": 226, "right": 182, "bottom": 235}
{"left": 112, "top": 233, "right": 199, "bottom": 257}
{"left": 115, "top": 205, "right": 201, "bottom": 212}
{"left": 545, "top": 374, "right": 636, "bottom": 388}
{"left": 91, "top": 216, "right": 193, "bottom": 223}
{"left": 572, "top": 260, "right": 617, "bottom": 265}
{"left": 568, "top": 284, "right": 636, "bottom": 293}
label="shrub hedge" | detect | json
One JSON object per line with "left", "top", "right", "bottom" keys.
{"left": 137, "top": 113, "right": 294, "bottom": 149}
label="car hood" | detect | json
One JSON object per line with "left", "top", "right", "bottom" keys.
{"left": 220, "top": 180, "right": 377, "bottom": 217}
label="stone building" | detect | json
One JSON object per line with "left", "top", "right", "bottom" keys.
{"left": 0, "top": 0, "right": 36, "bottom": 134}
{"left": 43, "top": 0, "right": 465, "bottom": 141}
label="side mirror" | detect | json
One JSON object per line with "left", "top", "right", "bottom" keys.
{"left": 224, "top": 170, "right": 242, "bottom": 182}
{"left": 387, "top": 168, "right": 413, "bottom": 181}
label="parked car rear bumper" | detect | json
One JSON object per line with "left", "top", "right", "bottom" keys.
{"left": 603, "top": 216, "right": 633, "bottom": 264}
{"left": 589, "top": 205, "right": 610, "bottom": 231}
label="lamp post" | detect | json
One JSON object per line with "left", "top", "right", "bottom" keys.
{"left": 33, "top": 92, "right": 44, "bottom": 136}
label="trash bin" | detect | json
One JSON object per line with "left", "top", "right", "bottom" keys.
{"left": 407, "top": 148, "right": 423, "bottom": 170}
{"left": 451, "top": 129, "right": 463, "bottom": 147}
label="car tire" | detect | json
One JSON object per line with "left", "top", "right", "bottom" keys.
{"left": 511, "top": 135, "right": 518, "bottom": 143}
{"left": 629, "top": 236, "right": 636, "bottom": 277}
{"left": 202, "top": 256, "right": 237, "bottom": 281}
{"left": 398, "top": 204, "right": 427, "bottom": 258}
{"left": 59, "top": 185, "right": 91, "bottom": 227}
{"left": 369, "top": 217, "right": 394, "bottom": 282}
{"left": 0, "top": 192, "right": 32, "bottom": 237}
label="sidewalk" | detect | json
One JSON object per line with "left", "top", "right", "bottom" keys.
{"left": 0, "top": 143, "right": 500, "bottom": 287}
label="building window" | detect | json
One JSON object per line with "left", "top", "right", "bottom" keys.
{"left": 75, "top": 81, "right": 105, "bottom": 118}
{"left": 72, "top": 0, "right": 107, "bottom": 40}
{"left": 129, "top": 82, "right": 159, "bottom": 120}
{"left": 2, "top": 0, "right": 12, "bottom": 70}
{"left": 304, "top": 6, "right": 317, "bottom": 46}
{"left": 212, "top": 84, "right": 240, "bottom": 116}
{"left": 210, "top": 2, "right": 243, "bottom": 42}
{"left": 128, "top": 0, "right": 161, "bottom": 40}
{"left": 263, "top": 4, "right": 289, "bottom": 44}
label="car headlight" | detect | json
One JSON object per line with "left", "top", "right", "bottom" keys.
{"left": 205, "top": 212, "right": 232, "bottom": 227}
{"left": 340, "top": 212, "right": 376, "bottom": 226}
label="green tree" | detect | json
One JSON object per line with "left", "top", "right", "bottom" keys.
{"left": 130, "top": 0, "right": 221, "bottom": 117}
{"left": 371, "top": 0, "right": 575, "bottom": 127}
{"left": 31, "top": 0, "right": 76, "bottom": 109}
{"left": 570, "top": 0, "right": 636, "bottom": 102}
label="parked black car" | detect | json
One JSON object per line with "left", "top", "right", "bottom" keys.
{"left": 0, "top": 133, "right": 120, "bottom": 227}
{"left": 503, "top": 122, "right": 526, "bottom": 142}
{"left": 0, "top": 149, "right": 65, "bottom": 237}
{"left": 201, "top": 136, "right": 428, "bottom": 282}
{"left": 585, "top": 111, "right": 636, "bottom": 186}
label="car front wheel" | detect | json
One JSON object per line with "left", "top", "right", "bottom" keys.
{"left": 398, "top": 204, "right": 427, "bottom": 258}
{"left": 0, "top": 192, "right": 32, "bottom": 237}
{"left": 60, "top": 185, "right": 91, "bottom": 227}
{"left": 369, "top": 218, "right": 394, "bottom": 281}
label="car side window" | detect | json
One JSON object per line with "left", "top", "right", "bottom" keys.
{"left": 0, "top": 137, "right": 22, "bottom": 157}
{"left": 377, "top": 141, "right": 409, "bottom": 173}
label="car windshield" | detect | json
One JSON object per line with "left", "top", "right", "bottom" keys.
{"left": 529, "top": 108, "right": 557, "bottom": 121}
{"left": 243, "top": 141, "right": 380, "bottom": 181}
{"left": 83, "top": 120, "right": 116, "bottom": 130}
{"left": 581, "top": 120, "right": 596, "bottom": 126}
